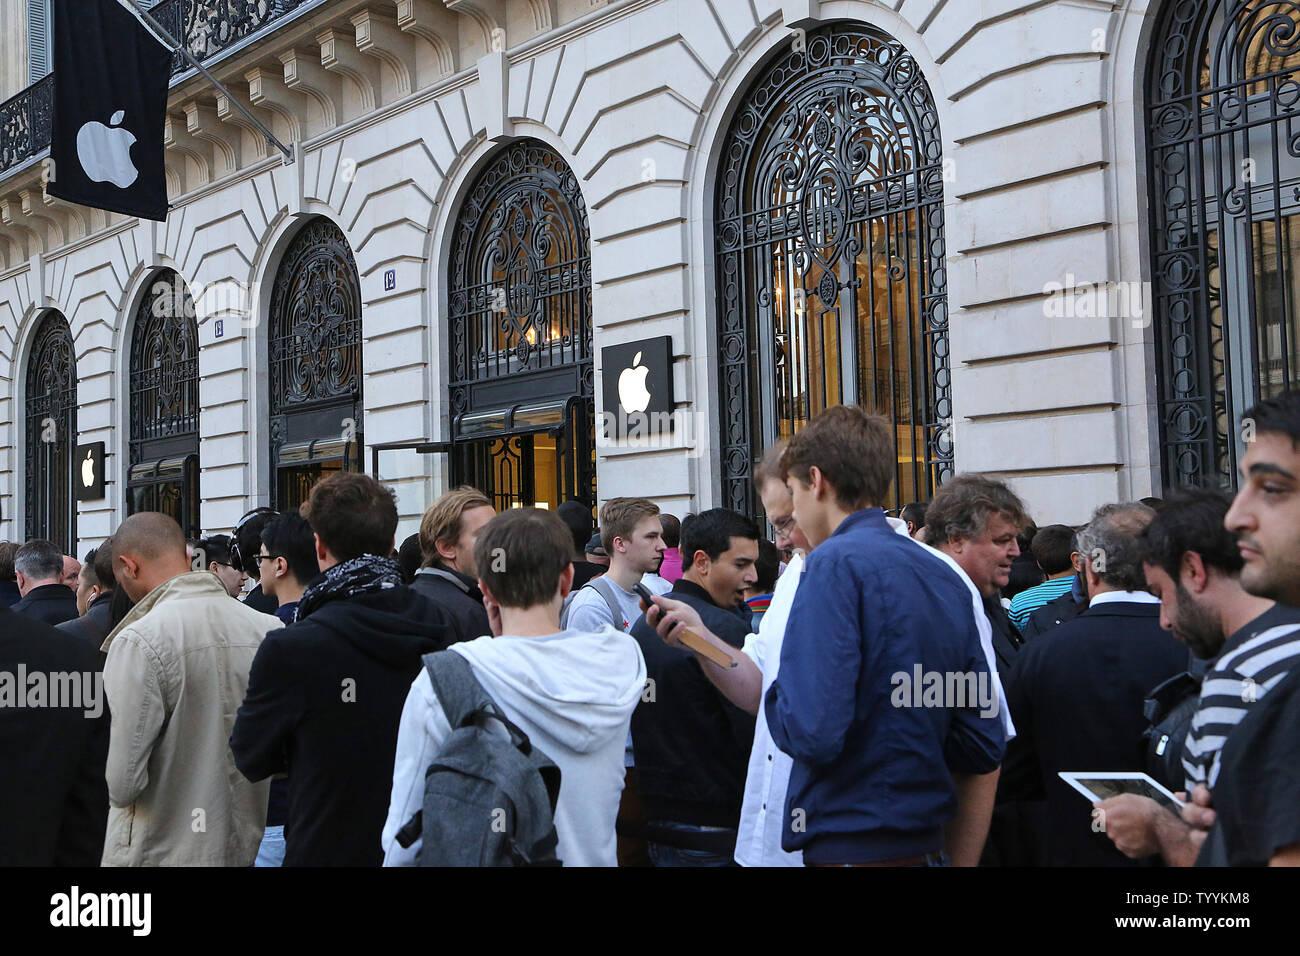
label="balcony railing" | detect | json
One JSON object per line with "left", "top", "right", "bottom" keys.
{"left": 0, "top": 0, "right": 314, "bottom": 178}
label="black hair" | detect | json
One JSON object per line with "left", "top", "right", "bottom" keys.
{"left": 235, "top": 508, "right": 279, "bottom": 577}
{"left": 397, "top": 533, "right": 423, "bottom": 584}
{"left": 1031, "top": 524, "right": 1077, "bottom": 575}
{"left": 680, "top": 509, "right": 761, "bottom": 566}
{"left": 260, "top": 514, "right": 321, "bottom": 588}
{"left": 555, "top": 499, "right": 594, "bottom": 553}
{"left": 1004, "top": 553, "right": 1045, "bottom": 600}
{"left": 198, "top": 534, "right": 235, "bottom": 568}
{"left": 659, "top": 513, "right": 681, "bottom": 549}
{"left": 1140, "top": 486, "right": 1243, "bottom": 581}
{"left": 900, "top": 501, "right": 928, "bottom": 529}
{"left": 1242, "top": 390, "right": 1300, "bottom": 446}
{"left": 753, "top": 538, "right": 780, "bottom": 593}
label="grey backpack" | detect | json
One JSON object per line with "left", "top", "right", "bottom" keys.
{"left": 559, "top": 576, "right": 627, "bottom": 631}
{"left": 393, "top": 651, "right": 563, "bottom": 866}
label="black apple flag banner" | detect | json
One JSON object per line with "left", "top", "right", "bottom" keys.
{"left": 47, "top": 0, "right": 172, "bottom": 221}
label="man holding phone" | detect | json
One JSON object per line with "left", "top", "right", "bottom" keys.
{"left": 626, "top": 509, "right": 760, "bottom": 866}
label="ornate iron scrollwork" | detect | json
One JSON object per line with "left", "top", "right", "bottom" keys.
{"left": 268, "top": 217, "right": 363, "bottom": 507}
{"left": 1147, "top": 0, "right": 1300, "bottom": 489}
{"left": 25, "top": 312, "right": 77, "bottom": 550}
{"left": 130, "top": 270, "right": 199, "bottom": 457}
{"left": 269, "top": 218, "right": 363, "bottom": 413}
{"left": 714, "top": 22, "right": 952, "bottom": 514}
{"left": 447, "top": 139, "right": 595, "bottom": 506}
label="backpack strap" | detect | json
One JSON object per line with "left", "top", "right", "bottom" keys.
{"left": 585, "top": 575, "right": 628, "bottom": 632}
{"left": 423, "top": 650, "right": 492, "bottom": 729}
{"left": 423, "top": 650, "right": 535, "bottom": 751}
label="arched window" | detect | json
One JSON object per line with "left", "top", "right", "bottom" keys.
{"left": 714, "top": 21, "right": 952, "bottom": 514}
{"left": 25, "top": 311, "right": 76, "bottom": 549}
{"left": 268, "top": 217, "right": 364, "bottom": 510}
{"left": 446, "top": 139, "right": 595, "bottom": 511}
{"left": 1147, "top": 0, "right": 1300, "bottom": 487}
{"left": 128, "top": 269, "right": 200, "bottom": 537}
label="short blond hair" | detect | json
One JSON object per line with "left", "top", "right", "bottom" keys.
{"left": 599, "top": 497, "right": 660, "bottom": 553}
{"left": 419, "top": 486, "right": 492, "bottom": 566}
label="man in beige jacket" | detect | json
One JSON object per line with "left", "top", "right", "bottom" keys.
{"left": 101, "top": 512, "right": 281, "bottom": 866}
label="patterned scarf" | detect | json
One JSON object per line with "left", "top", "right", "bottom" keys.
{"left": 294, "top": 554, "right": 405, "bottom": 623}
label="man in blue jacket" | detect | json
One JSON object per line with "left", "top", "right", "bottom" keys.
{"left": 764, "top": 405, "right": 1006, "bottom": 866}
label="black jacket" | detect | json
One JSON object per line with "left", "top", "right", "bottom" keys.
{"left": 628, "top": 578, "right": 756, "bottom": 831}
{"left": 1021, "top": 585, "right": 1086, "bottom": 640}
{"left": 56, "top": 592, "right": 113, "bottom": 663}
{"left": 408, "top": 565, "right": 490, "bottom": 647}
{"left": 0, "top": 606, "right": 109, "bottom": 865}
{"left": 230, "top": 585, "right": 456, "bottom": 866}
{"left": 985, "top": 595, "right": 1024, "bottom": 672}
{"left": 0, "top": 580, "right": 19, "bottom": 607}
{"left": 1001, "top": 600, "right": 1189, "bottom": 866}
{"left": 241, "top": 583, "right": 279, "bottom": 615}
{"left": 12, "top": 583, "right": 79, "bottom": 627}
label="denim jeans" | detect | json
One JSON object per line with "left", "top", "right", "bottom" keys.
{"left": 255, "top": 825, "right": 286, "bottom": 867}
{"left": 646, "top": 821, "right": 738, "bottom": 867}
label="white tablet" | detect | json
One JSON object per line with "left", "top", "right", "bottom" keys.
{"left": 1058, "top": 771, "right": 1186, "bottom": 815}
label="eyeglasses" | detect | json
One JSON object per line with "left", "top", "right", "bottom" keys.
{"left": 253, "top": 553, "right": 281, "bottom": 564}
{"left": 771, "top": 515, "right": 797, "bottom": 540}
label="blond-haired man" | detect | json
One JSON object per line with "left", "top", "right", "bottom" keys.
{"left": 411, "top": 486, "right": 496, "bottom": 645}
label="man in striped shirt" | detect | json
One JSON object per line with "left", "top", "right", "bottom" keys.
{"left": 1007, "top": 525, "right": 1078, "bottom": 631}
{"left": 1099, "top": 474, "right": 1300, "bottom": 864}
{"left": 1184, "top": 392, "right": 1300, "bottom": 865}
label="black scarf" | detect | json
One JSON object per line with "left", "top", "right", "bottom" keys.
{"left": 295, "top": 554, "right": 405, "bottom": 623}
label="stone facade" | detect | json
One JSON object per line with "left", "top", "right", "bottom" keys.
{"left": 0, "top": 0, "right": 1177, "bottom": 553}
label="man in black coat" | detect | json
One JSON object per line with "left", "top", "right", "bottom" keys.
{"left": 231, "top": 474, "right": 458, "bottom": 866}
{"left": 409, "top": 487, "right": 495, "bottom": 646}
{"left": 57, "top": 542, "right": 115, "bottom": 662}
{"left": 0, "top": 605, "right": 110, "bottom": 865}
{"left": 628, "top": 509, "right": 760, "bottom": 866}
{"left": 1021, "top": 573, "right": 1088, "bottom": 639}
{"left": 1001, "top": 502, "right": 1189, "bottom": 866}
{"left": 12, "top": 539, "right": 79, "bottom": 626}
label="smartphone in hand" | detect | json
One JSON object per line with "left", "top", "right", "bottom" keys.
{"left": 633, "top": 582, "right": 736, "bottom": 669}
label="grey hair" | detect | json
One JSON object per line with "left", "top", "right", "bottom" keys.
{"left": 1075, "top": 502, "right": 1156, "bottom": 592}
{"left": 14, "top": 539, "right": 64, "bottom": 582}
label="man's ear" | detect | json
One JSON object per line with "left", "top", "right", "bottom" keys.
{"left": 558, "top": 561, "right": 575, "bottom": 601}
{"left": 434, "top": 536, "right": 457, "bottom": 564}
{"left": 1181, "top": 550, "right": 1210, "bottom": 594}
{"left": 479, "top": 577, "right": 498, "bottom": 607}
{"left": 14, "top": 570, "right": 26, "bottom": 591}
{"left": 315, "top": 533, "right": 328, "bottom": 564}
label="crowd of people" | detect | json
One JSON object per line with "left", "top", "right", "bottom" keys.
{"left": 3, "top": 389, "right": 1299, "bottom": 867}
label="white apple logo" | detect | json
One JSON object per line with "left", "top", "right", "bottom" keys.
{"left": 76, "top": 110, "right": 139, "bottom": 189}
{"left": 81, "top": 449, "right": 96, "bottom": 488}
{"left": 618, "top": 350, "right": 652, "bottom": 414}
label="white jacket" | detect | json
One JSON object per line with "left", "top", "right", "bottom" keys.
{"left": 100, "top": 571, "right": 280, "bottom": 866}
{"left": 382, "top": 627, "right": 646, "bottom": 866}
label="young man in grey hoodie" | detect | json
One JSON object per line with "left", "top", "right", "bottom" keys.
{"left": 382, "top": 508, "right": 647, "bottom": 866}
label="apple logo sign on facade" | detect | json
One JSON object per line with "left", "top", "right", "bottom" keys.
{"left": 76, "top": 109, "right": 140, "bottom": 189}
{"left": 618, "top": 351, "right": 652, "bottom": 413}
{"left": 82, "top": 449, "right": 96, "bottom": 489}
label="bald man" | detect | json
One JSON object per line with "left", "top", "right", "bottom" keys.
{"left": 101, "top": 512, "right": 283, "bottom": 866}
